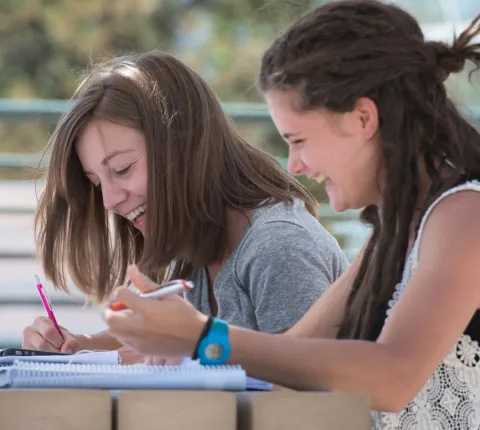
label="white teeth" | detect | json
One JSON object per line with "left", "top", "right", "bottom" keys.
{"left": 314, "top": 175, "right": 326, "bottom": 184}
{"left": 126, "top": 205, "right": 146, "bottom": 221}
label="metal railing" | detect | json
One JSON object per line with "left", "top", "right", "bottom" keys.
{"left": 1, "top": 98, "right": 479, "bottom": 168}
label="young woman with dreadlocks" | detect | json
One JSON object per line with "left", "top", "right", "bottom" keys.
{"left": 104, "top": 1, "right": 480, "bottom": 427}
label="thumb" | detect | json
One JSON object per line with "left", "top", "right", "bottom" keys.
{"left": 61, "top": 336, "right": 80, "bottom": 354}
{"left": 127, "top": 265, "right": 159, "bottom": 293}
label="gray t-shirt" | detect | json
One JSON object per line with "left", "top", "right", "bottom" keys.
{"left": 185, "top": 199, "right": 349, "bottom": 333}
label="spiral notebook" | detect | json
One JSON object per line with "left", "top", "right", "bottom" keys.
{"left": 0, "top": 360, "right": 270, "bottom": 391}
{"left": 0, "top": 350, "right": 119, "bottom": 366}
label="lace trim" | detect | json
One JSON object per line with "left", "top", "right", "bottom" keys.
{"left": 372, "top": 180, "right": 480, "bottom": 429}
{"left": 372, "top": 334, "right": 480, "bottom": 429}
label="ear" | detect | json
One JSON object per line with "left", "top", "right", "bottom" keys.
{"left": 354, "top": 97, "right": 379, "bottom": 140}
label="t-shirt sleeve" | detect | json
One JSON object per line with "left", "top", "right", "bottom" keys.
{"left": 234, "top": 220, "right": 347, "bottom": 333}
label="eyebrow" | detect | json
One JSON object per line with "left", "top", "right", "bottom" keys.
{"left": 83, "top": 149, "right": 135, "bottom": 176}
{"left": 101, "top": 149, "right": 135, "bottom": 165}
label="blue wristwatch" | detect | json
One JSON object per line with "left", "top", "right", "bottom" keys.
{"left": 194, "top": 318, "right": 231, "bottom": 365}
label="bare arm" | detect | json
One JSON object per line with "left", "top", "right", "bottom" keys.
{"left": 23, "top": 319, "right": 123, "bottom": 353}
{"left": 224, "top": 192, "right": 480, "bottom": 411}
{"left": 104, "top": 192, "right": 480, "bottom": 411}
{"left": 75, "top": 330, "right": 122, "bottom": 351}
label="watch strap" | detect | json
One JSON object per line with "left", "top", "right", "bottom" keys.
{"left": 197, "top": 318, "right": 230, "bottom": 365}
{"left": 191, "top": 316, "right": 213, "bottom": 360}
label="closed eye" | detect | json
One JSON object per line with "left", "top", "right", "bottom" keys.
{"left": 113, "top": 165, "right": 132, "bottom": 176}
{"left": 291, "top": 138, "right": 305, "bottom": 145}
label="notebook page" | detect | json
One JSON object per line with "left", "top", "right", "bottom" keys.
{"left": 246, "top": 377, "right": 272, "bottom": 391}
{"left": 0, "top": 350, "right": 119, "bottom": 366}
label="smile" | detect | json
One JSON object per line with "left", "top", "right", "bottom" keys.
{"left": 313, "top": 174, "right": 326, "bottom": 184}
{"left": 125, "top": 205, "right": 146, "bottom": 222}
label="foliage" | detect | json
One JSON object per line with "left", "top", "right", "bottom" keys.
{"left": 0, "top": 0, "right": 478, "bottom": 201}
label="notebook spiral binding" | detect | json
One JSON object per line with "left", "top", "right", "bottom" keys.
{"left": 12, "top": 360, "right": 243, "bottom": 375}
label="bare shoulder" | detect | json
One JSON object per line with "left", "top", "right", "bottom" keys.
{"left": 417, "top": 188, "right": 480, "bottom": 302}
{"left": 421, "top": 188, "right": 480, "bottom": 247}
{"left": 429, "top": 187, "right": 480, "bottom": 217}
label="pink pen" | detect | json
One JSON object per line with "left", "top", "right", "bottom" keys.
{"left": 35, "top": 275, "right": 64, "bottom": 340}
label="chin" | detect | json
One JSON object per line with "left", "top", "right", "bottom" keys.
{"left": 330, "top": 204, "right": 350, "bottom": 213}
{"left": 328, "top": 196, "right": 351, "bottom": 213}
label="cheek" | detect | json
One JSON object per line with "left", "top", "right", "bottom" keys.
{"left": 300, "top": 144, "right": 328, "bottom": 170}
{"left": 344, "top": 146, "right": 382, "bottom": 195}
{"left": 133, "top": 164, "right": 148, "bottom": 195}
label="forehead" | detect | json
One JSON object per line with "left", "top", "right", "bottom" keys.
{"left": 75, "top": 119, "right": 144, "bottom": 162}
{"left": 265, "top": 90, "right": 297, "bottom": 118}
{"left": 265, "top": 90, "right": 326, "bottom": 132}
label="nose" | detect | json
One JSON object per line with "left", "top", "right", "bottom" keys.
{"left": 287, "top": 151, "right": 307, "bottom": 176}
{"left": 101, "top": 181, "right": 128, "bottom": 211}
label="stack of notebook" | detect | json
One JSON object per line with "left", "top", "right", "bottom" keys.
{"left": 0, "top": 350, "right": 272, "bottom": 391}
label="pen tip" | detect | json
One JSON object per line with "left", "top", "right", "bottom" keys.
{"left": 34, "top": 274, "right": 40, "bottom": 284}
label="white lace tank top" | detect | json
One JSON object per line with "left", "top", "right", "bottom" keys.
{"left": 371, "top": 180, "right": 480, "bottom": 429}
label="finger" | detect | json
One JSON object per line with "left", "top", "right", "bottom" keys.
{"left": 23, "top": 332, "right": 61, "bottom": 352}
{"left": 61, "top": 338, "right": 80, "bottom": 354}
{"left": 35, "top": 317, "right": 65, "bottom": 349}
{"left": 104, "top": 307, "right": 140, "bottom": 333}
{"left": 164, "top": 356, "right": 184, "bottom": 366}
{"left": 58, "top": 327, "right": 78, "bottom": 353}
{"left": 113, "top": 287, "right": 151, "bottom": 313}
{"left": 103, "top": 309, "right": 146, "bottom": 352}
{"left": 22, "top": 325, "right": 38, "bottom": 349}
{"left": 118, "top": 346, "right": 145, "bottom": 365}
{"left": 127, "top": 265, "right": 159, "bottom": 293}
{"left": 22, "top": 328, "right": 40, "bottom": 349}
{"left": 144, "top": 356, "right": 167, "bottom": 366}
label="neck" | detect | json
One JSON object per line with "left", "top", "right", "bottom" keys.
{"left": 377, "top": 156, "right": 458, "bottom": 212}
{"left": 208, "top": 207, "right": 250, "bottom": 269}
{"left": 226, "top": 208, "right": 250, "bottom": 254}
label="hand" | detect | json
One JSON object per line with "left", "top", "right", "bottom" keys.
{"left": 118, "top": 346, "right": 185, "bottom": 366}
{"left": 22, "top": 316, "right": 80, "bottom": 353}
{"left": 104, "top": 265, "right": 208, "bottom": 358}
{"left": 117, "top": 346, "right": 146, "bottom": 365}
{"left": 143, "top": 356, "right": 185, "bottom": 366}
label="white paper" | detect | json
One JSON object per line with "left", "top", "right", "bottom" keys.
{"left": 0, "top": 350, "right": 119, "bottom": 366}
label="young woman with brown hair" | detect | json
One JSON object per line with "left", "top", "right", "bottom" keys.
{"left": 22, "top": 51, "right": 347, "bottom": 356}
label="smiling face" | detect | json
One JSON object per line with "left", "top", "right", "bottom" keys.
{"left": 75, "top": 119, "right": 148, "bottom": 234}
{"left": 265, "top": 90, "right": 384, "bottom": 212}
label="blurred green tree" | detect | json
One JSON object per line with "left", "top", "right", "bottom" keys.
{"left": 0, "top": 0, "right": 327, "bottom": 196}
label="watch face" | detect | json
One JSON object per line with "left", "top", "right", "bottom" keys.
{"left": 205, "top": 343, "right": 224, "bottom": 360}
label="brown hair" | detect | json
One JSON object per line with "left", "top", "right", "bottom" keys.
{"left": 258, "top": 0, "right": 480, "bottom": 339}
{"left": 36, "top": 50, "right": 317, "bottom": 303}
